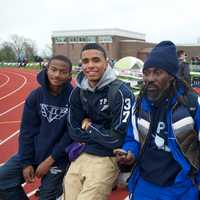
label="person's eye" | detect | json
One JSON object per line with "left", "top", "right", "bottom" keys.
{"left": 143, "top": 71, "right": 149, "bottom": 76}
{"left": 81, "top": 59, "right": 88, "bottom": 64}
{"left": 50, "top": 67, "right": 56, "bottom": 72}
{"left": 156, "top": 70, "right": 162, "bottom": 75}
{"left": 61, "top": 71, "right": 68, "bottom": 76}
{"left": 93, "top": 58, "right": 100, "bottom": 63}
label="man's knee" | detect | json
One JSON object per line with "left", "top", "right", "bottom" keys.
{"left": 0, "top": 186, "right": 28, "bottom": 200}
{"left": 0, "top": 165, "right": 7, "bottom": 180}
{"left": 0, "top": 158, "right": 25, "bottom": 190}
{"left": 0, "top": 165, "right": 11, "bottom": 190}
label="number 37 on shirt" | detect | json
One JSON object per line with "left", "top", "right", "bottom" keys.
{"left": 122, "top": 98, "right": 131, "bottom": 123}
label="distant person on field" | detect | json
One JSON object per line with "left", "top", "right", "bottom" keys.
{"left": 18, "top": 57, "right": 23, "bottom": 67}
{"left": 177, "top": 50, "right": 191, "bottom": 84}
{"left": 23, "top": 57, "right": 28, "bottom": 67}
{"left": 34, "top": 56, "right": 44, "bottom": 68}
{"left": 0, "top": 55, "right": 73, "bottom": 200}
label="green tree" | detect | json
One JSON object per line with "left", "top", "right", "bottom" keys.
{"left": 0, "top": 34, "right": 38, "bottom": 63}
{"left": 0, "top": 42, "right": 16, "bottom": 62}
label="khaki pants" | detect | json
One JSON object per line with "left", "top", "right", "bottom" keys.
{"left": 63, "top": 153, "right": 119, "bottom": 200}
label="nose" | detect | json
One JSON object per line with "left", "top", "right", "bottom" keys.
{"left": 54, "top": 70, "right": 61, "bottom": 77}
{"left": 86, "top": 60, "right": 95, "bottom": 68}
{"left": 83, "top": 62, "right": 94, "bottom": 71}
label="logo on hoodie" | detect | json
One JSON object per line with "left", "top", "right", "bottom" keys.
{"left": 99, "top": 98, "right": 109, "bottom": 111}
{"left": 40, "top": 104, "right": 69, "bottom": 123}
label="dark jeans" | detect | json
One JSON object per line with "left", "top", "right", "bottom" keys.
{"left": 0, "top": 155, "right": 66, "bottom": 200}
{"left": 0, "top": 186, "right": 28, "bottom": 200}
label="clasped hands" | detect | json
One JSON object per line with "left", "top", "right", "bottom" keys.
{"left": 81, "top": 118, "right": 135, "bottom": 165}
{"left": 22, "top": 156, "right": 55, "bottom": 183}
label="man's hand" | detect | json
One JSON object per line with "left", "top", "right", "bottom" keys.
{"left": 113, "top": 149, "right": 135, "bottom": 165}
{"left": 23, "top": 165, "right": 35, "bottom": 183}
{"left": 81, "top": 118, "right": 91, "bottom": 130}
{"left": 35, "top": 156, "right": 55, "bottom": 178}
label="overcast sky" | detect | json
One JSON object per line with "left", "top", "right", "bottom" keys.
{"left": 1, "top": 0, "right": 200, "bottom": 54}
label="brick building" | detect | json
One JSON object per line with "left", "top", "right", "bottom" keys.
{"left": 52, "top": 28, "right": 200, "bottom": 64}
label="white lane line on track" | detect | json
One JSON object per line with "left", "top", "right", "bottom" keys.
{"left": 27, "top": 189, "right": 38, "bottom": 198}
{"left": 19, "top": 70, "right": 38, "bottom": 76}
{"left": 0, "top": 101, "right": 25, "bottom": 117}
{"left": 0, "top": 72, "right": 27, "bottom": 101}
{"left": 0, "top": 70, "right": 37, "bottom": 197}
{"left": 0, "top": 120, "right": 21, "bottom": 124}
{"left": 22, "top": 183, "right": 26, "bottom": 187}
{"left": 22, "top": 182, "right": 38, "bottom": 198}
{"left": 0, "top": 73, "right": 10, "bottom": 88}
{"left": 0, "top": 130, "right": 19, "bottom": 146}
{"left": 22, "top": 183, "right": 38, "bottom": 198}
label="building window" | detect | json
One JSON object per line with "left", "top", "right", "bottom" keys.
{"left": 86, "top": 36, "right": 96, "bottom": 43}
{"left": 54, "top": 37, "right": 67, "bottom": 44}
{"left": 98, "top": 36, "right": 112, "bottom": 43}
{"left": 68, "top": 36, "right": 96, "bottom": 43}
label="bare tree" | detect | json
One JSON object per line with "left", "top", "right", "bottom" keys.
{"left": 9, "top": 34, "right": 38, "bottom": 61}
{"left": 23, "top": 39, "right": 37, "bottom": 61}
{"left": 41, "top": 43, "right": 52, "bottom": 59}
{"left": 9, "top": 35, "right": 26, "bottom": 60}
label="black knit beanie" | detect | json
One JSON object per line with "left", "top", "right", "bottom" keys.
{"left": 143, "top": 41, "right": 179, "bottom": 77}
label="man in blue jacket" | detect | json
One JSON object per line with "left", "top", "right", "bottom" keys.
{"left": 115, "top": 41, "right": 200, "bottom": 200}
{"left": 63, "top": 43, "right": 135, "bottom": 200}
{"left": 0, "top": 55, "right": 73, "bottom": 200}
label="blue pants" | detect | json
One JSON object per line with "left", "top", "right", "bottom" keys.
{"left": 131, "top": 177, "right": 198, "bottom": 200}
{"left": 0, "top": 155, "right": 66, "bottom": 200}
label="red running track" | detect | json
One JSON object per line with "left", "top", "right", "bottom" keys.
{"left": 0, "top": 67, "right": 40, "bottom": 199}
{"left": 0, "top": 67, "right": 128, "bottom": 200}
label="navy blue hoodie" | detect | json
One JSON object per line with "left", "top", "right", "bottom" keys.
{"left": 18, "top": 69, "right": 73, "bottom": 168}
{"left": 68, "top": 65, "right": 135, "bottom": 156}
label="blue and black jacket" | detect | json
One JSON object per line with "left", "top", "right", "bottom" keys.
{"left": 68, "top": 65, "right": 135, "bottom": 157}
{"left": 18, "top": 69, "right": 73, "bottom": 168}
{"left": 122, "top": 86, "right": 200, "bottom": 193}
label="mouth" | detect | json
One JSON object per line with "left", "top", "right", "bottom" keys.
{"left": 144, "top": 84, "right": 159, "bottom": 98}
{"left": 147, "top": 87, "right": 157, "bottom": 92}
{"left": 51, "top": 79, "right": 61, "bottom": 84}
{"left": 146, "top": 84, "right": 158, "bottom": 91}
{"left": 86, "top": 71, "right": 98, "bottom": 75}
{"left": 145, "top": 81, "right": 157, "bottom": 88}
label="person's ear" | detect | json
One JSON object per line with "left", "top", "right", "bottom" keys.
{"left": 67, "top": 72, "right": 72, "bottom": 81}
{"left": 106, "top": 58, "right": 110, "bottom": 67}
{"left": 169, "top": 75, "right": 175, "bottom": 83}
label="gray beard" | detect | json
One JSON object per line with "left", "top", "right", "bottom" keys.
{"left": 145, "top": 86, "right": 172, "bottom": 103}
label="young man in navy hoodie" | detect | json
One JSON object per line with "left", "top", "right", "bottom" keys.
{"left": 0, "top": 55, "right": 73, "bottom": 200}
{"left": 63, "top": 43, "right": 135, "bottom": 200}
